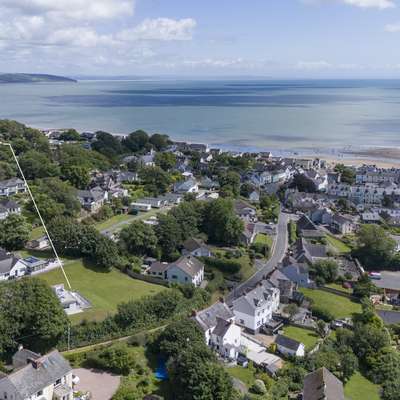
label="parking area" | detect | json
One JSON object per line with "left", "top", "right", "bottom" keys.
{"left": 73, "top": 368, "right": 120, "bottom": 400}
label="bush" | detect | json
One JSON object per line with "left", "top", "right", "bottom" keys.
{"left": 205, "top": 257, "right": 241, "bottom": 274}
{"left": 312, "top": 306, "right": 335, "bottom": 322}
{"left": 251, "top": 379, "right": 267, "bottom": 395}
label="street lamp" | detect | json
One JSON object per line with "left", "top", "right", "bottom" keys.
{"left": 0, "top": 141, "right": 72, "bottom": 289}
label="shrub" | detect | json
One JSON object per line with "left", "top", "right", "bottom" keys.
{"left": 204, "top": 257, "right": 241, "bottom": 274}
{"left": 312, "top": 306, "right": 335, "bottom": 322}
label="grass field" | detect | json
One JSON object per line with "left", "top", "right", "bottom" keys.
{"left": 39, "top": 260, "right": 167, "bottom": 324}
{"left": 283, "top": 325, "right": 319, "bottom": 351}
{"left": 326, "top": 234, "right": 352, "bottom": 254}
{"left": 300, "top": 288, "right": 361, "bottom": 319}
{"left": 94, "top": 214, "right": 136, "bottom": 231}
{"left": 226, "top": 366, "right": 256, "bottom": 387}
{"left": 29, "top": 226, "right": 45, "bottom": 240}
{"left": 254, "top": 233, "right": 273, "bottom": 248}
{"left": 344, "top": 372, "right": 380, "bottom": 400}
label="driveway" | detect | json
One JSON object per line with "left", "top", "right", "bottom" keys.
{"left": 73, "top": 368, "right": 120, "bottom": 400}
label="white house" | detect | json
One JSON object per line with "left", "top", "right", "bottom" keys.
{"left": 0, "top": 348, "right": 73, "bottom": 400}
{"left": 0, "top": 178, "right": 26, "bottom": 197}
{"left": 0, "top": 248, "right": 27, "bottom": 281}
{"left": 275, "top": 334, "right": 305, "bottom": 357}
{"left": 182, "top": 238, "right": 212, "bottom": 258}
{"left": 210, "top": 318, "right": 242, "bottom": 360}
{"left": 0, "top": 199, "right": 21, "bottom": 220}
{"left": 193, "top": 300, "right": 236, "bottom": 346}
{"left": 77, "top": 186, "right": 108, "bottom": 213}
{"left": 165, "top": 255, "right": 204, "bottom": 286}
{"left": 173, "top": 178, "right": 199, "bottom": 194}
{"left": 232, "top": 281, "right": 280, "bottom": 334}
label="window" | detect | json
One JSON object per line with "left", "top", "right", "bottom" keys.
{"left": 240, "top": 319, "right": 244, "bottom": 324}
{"left": 172, "top": 275, "right": 177, "bottom": 279}
{"left": 55, "top": 378, "right": 62, "bottom": 386}
{"left": 36, "top": 390, "right": 43, "bottom": 397}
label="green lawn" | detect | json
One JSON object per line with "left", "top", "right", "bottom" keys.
{"left": 39, "top": 259, "right": 167, "bottom": 324}
{"left": 326, "top": 234, "right": 351, "bottom": 254}
{"left": 94, "top": 213, "right": 137, "bottom": 231}
{"left": 226, "top": 366, "right": 256, "bottom": 387}
{"left": 254, "top": 233, "right": 273, "bottom": 248}
{"left": 344, "top": 372, "right": 380, "bottom": 400}
{"left": 29, "top": 226, "right": 45, "bottom": 240}
{"left": 283, "top": 325, "right": 319, "bottom": 351}
{"left": 300, "top": 288, "right": 362, "bottom": 319}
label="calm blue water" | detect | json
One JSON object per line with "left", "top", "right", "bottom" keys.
{"left": 1, "top": 79, "right": 400, "bottom": 152}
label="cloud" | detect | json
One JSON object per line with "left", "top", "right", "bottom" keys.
{"left": 301, "top": 0, "right": 396, "bottom": 8}
{"left": 341, "top": 0, "right": 395, "bottom": 8}
{"left": 0, "top": 0, "right": 135, "bottom": 20}
{"left": 385, "top": 22, "right": 400, "bottom": 32}
{"left": 117, "top": 18, "right": 197, "bottom": 41}
{"left": 296, "top": 60, "right": 332, "bottom": 70}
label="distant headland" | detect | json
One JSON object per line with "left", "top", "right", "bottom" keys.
{"left": 0, "top": 73, "right": 77, "bottom": 84}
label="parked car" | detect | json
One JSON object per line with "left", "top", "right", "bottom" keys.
{"left": 237, "top": 353, "right": 249, "bottom": 368}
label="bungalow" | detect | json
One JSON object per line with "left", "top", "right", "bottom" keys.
{"left": 275, "top": 334, "right": 305, "bottom": 357}
{"left": 302, "top": 367, "right": 344, "bottom": 400}
{"left": 0, "top": 347, "right": 73, "bottom": 400}
{"left": 0, "top": 199, "right": 21, "bottom": 220}
{"left": 199, "top": 177, "right": 220, "bottom": 191}
{"left": 0, "top": 178, "right": 26, "bottom": 197}
{"left": 77, "top": 187, "right": 107, "bottom": 213}
{"left": 234, "top": 200, "right": 257, "bottom": 222}
{"left": 52, "top": 284, "right": 85, "bottom": 315}
{"left": 0, "top": 248, "right": 26, "bottom": 281}
{"left": 232, "top": 281, "right": 280, "bottom": 334}
{"left": 173, "top": 178, "right": 199, "bottom": 194}
{"left": 26, "top": 235, "right": 50, "bottom": 250}
{"left": 147, "top": 261, "right": 169, "bottom": 279}
{"left": 136, "top": 197, "right": 168, "bottom": 209}
{"left": 165, "top": 255, "right": 204, "bottom": 286}
{"left": 182, "top": 238, "right": 212, "bottom": 257}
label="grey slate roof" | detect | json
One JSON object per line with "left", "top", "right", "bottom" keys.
{"left": 303, "top": 367, "right": 344, "bottom": 400}
{"left": 275, "top": 334, "right": 302, "bottom": 351}
{"left": 377, "top": 310, "right": 400, "bottom": 325}
{"left": 0, "top": 178, "right": 24, "bottom": 189}
{"left": 0, "top": 248, "right": 20, "bottom": 274}
{"left": 148, "top": 261, "right": 169, "bottom": 274}
{"left": 212, "top": 317, "right": 233, "bottom": 337}
{"left": 194, "top": 301, "right": 234, "bottom": 331}
{"left": 183, "top": 238, "right": 208, "bottom": 252}
{"left": 0, "top": 350, "right": 72, "bottom": 400}
{"left": 170, "top": 255, "right": 204, "bottom": 278}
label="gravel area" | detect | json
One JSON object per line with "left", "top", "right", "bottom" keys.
{"left": 73, "top": 368, "right": 120, "bottom": 400}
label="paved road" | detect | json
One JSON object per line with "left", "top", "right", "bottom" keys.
{"left": 226, "top": 211, "right": 290, "bottom": 305}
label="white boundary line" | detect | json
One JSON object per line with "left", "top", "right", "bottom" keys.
{"left": 0, "top": 142, "right": 72, "bottom": 289}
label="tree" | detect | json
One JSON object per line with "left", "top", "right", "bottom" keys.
{"left": 155, "top": 214, "right": 182, "bottom": 259}
{"left": 0, "top": 278, "right": 69, "bottom": 355}
{"left": 218, "top": 171, "right": 241, "bottom": 198}
{"left": 353, "top": 274, "right": 381, "bottom": 298}
{"left": 157, "top": 319, "right": 206, "bottom": 360}
{"left": 353, "top": 322, "right": 390, "bottom": 360}
{"left": 92, "top": 131, "right": 123, "bottom": 160}
{"left": 19, "top": 150, "right": 59, "bottom": 180}
{"left": 122, "top": 130, "right": 150, "bottom": 153}
{"left": 283, "top": 303, "right": 298, "bottom": 321}
{"left": 290, "top": 173, "right": 317, "bottom": 193}
{"left": 353, "top": 224, "right": 396, "bottom": 269}
{"left": 382, "top": 379, "right": 400, "bottom": 400}
{"left": 30, "top": 178, "right": 80, "bottom": 221}
{"left": 139, "top": 166, "right": 171, "bottom": 196}
{"left": 202, "top": 199, "right": 244, "bottom": 246}
{"left": 154, "top": 152, "right": 176, "bottom": 171}
{"left": 334, "top": 164, "right": 356, "bottom": 185}
{"left": 316, "top": 320, "right": 329, "bottom": 339}
{"left": 240, "top": 182, "right": 255, "bottom": 198}
{"left": 61, "top": 164, "right": 90, "bottom": 189}
{"left": 0, "top": 214, "right": 30, "bottom": 250}
{"left": 150, "top": 133, "right": 170, "bottom": 151}
{"left": 169, "top": 201, "right": 202, "bottom": 242}
{"left": 119, "top": 221, "right": 158, "bottom": 256}
{"left": 310, "top": 260, "right": 339, "bottom": 285}
{"left": 59, "top": 129, "right": 81, "bottom": 142}
{"left": 0, "top": 161, "right": 16, "bottom": 180}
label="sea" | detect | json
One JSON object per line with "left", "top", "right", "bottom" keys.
{"left": 1, "top": 79, "right": 400, "bottom": 156}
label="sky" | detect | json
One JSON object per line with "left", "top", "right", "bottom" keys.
{"left": 1, "top": 0, "right": 400, "bottom": 77}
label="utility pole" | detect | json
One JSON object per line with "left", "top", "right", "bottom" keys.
{"left": 0, "top": 141, "right": 72, "bottom": 289}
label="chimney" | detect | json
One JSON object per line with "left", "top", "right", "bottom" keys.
{"left": 219, "top": 297, "right": 225, "bottom": 303}
{"left": 28, "top": 358, "right": 41, "bottom": 369}
{"left": 191, "top": 309, "right": 197, "bottom": 317}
